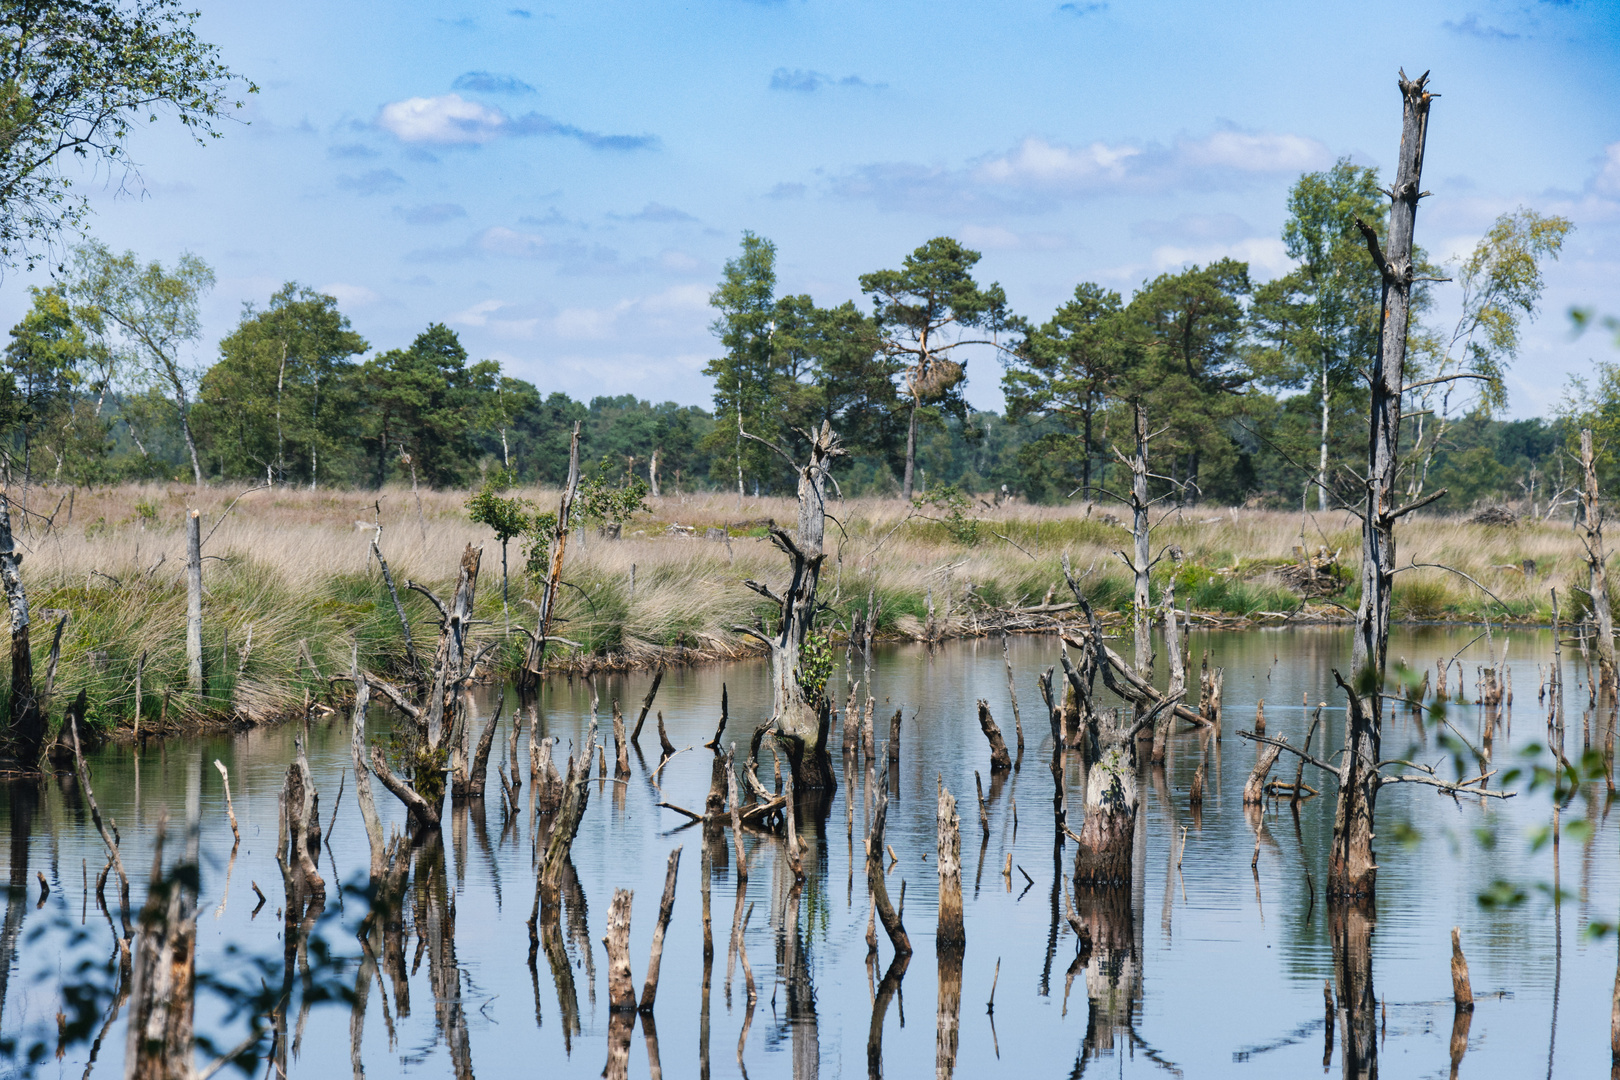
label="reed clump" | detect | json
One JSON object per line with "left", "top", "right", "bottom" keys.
{"left": 2, "top": 482, "right": 1594, "bottom": 736}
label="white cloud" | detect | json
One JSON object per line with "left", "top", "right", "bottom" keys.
{"left": 1592, "top": 142, "right": 1620, "bottom": 199}
{"left": 553, "top": 284, "right": 709, "bottom": 341}
{"left": 377, "top": 94, "right": 508, "bottom": 144}
{"left": 477, "top": 225, "right": 552, "bottom": 257}
{"left": 450, "top": 298, "right": 543, "bottom": 339}
{"left": 1178, "top": 130, "right": 1326, "bottom": 173}
{"left": 319, "top": 282, "right": 381, "bottom": 307}
{"left": 956, "top": 224, "right": 1075, "bottom": 251}
{"left": 973, "top": 138, "right": 1141, "bottom": 189}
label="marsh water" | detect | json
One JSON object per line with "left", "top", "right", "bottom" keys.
{"left": 1, "top": 626, "right": 1616, "bottom": 1078}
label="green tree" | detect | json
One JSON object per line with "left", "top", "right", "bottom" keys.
{"left": 0, "top": 0, "right": 251, "bottom": 269}
{"left": 361, "top": 323, "right": 497, "bottom": 488}
{"left": 68, "top": 241, "right": 214, "bottom": 485}
{"left": 1405, "top": 208, "right": 1572, "bottom": 500}
{"left": 2, "top": 285, "right": 105, "bottom": 484}
{"left": 1001, "top": 282, "right": 1124, "bottom": 501}
{"left": 860, "top": 236, "right": 1015, "bottom": 500}
{"left": 1122, "top": 258, "right": 1254, "bottom": 504}
{"left": 703, "top": 232, "right": 782, "bottom": 494}
{"left": 195, "top": 283, "right": 367, "bottom": 485}
{"left": 1252, "top": 160, "right": 1387, "bottom": 510}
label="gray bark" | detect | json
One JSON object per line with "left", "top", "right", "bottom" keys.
{"left": 185, "top": 509, "right": 202, "bottom": 694}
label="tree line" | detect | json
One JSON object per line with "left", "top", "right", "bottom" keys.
{"left": 0, "top": 160, "right": 1583, "bottom": 512}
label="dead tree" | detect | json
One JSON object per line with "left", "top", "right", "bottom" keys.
{"left": 125, "top": 766, "right": 200, "bottom": 1080}
{"left": 1336, "top": 69, "right": 1440, "bottom": 901}
{"left": 1150, "top": 557, "right": 1188, "bottom": 764}
{"left": 0, "top": 494, "right": 43, "bottom": 767}
{"left": 185, "top": 509, "right": 203, "bottom": 693}
{"left": 976, "top": 700, "right": 1012, "bottom": 773}
{"left": 520, "top": 421, "right": 582, "bottom": 691}
{"left": 1119, "top": 402, "right": 1154, "bottom": 680}
{"left": 733, "top": 424, "right": 843, "bottom": 791}
{"left": 1579, "top": 428, "right": 1617, "bottom": 696}
{"left": 867, "top": 757, "right": 910, "bottom": 956}
{"left": 936, "top": 779, "right": 964, "bottom": 947}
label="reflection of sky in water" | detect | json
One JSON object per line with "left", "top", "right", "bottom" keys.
{"left": 1, "top": 626, "right": 1613, "bottom": 1077}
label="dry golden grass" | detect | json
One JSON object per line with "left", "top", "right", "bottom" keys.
{"left": 8, "top": 481, "right": 1588, "bottom": 733}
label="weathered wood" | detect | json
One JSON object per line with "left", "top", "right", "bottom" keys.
{"left": 977, "top": 700, "right": 1013, "bottom": 773}
{"left": 1152, "top": 567, "right": 1187, "bottom": 764}
{"left": 1244, "top": 737, "right": 1285, "bottom": 806}
{"left": 1580, "top": 428, "right": 1617, "bottom": 695}
{"left": 886, "top": 707, "right": 902, "bottom": 764}
{"left": 185, "top": 508, "right": 203, "bottom": 694}
{"left": 777, "top": 736, "right": 803, "bottom": 879}
{"left": 1126, "top": 403, "right": 1152, "bottom": 676}
{"left": 602, "top": 888, "right": 637, "bottom": 1012}
{"left": 125, "top": 810, "right": 199, "bottom": 1080}
{"left": 656, "top": 711, "right": 676, "bottom": 758}
{"left": 867, "top": 758, "right": 911, "bottom": 956}
{"left": 212, "top": 759, "right": 240, "bottom": 846}
{"left": 0, "top": 495, "right": 42, "bottom": 765}
{"left": 936, "top": 779, "right": 964, "bottom": 947}
{"left": 1450, "top": 927, "right": 1473, "bottom": 1011}
{"left": 468, "top": 693, "right": 502, "bottom": 799}
{"left": 1001, "top": 631, "right": 1024, "bottom": 760}
{"left": 68, "top": 704, "right": 130, "bottom": 928}
{"left": 1337, "top": 70, "right": 1434, "bottom": 902}
{"left": 369, "top": 745, "right": 441, "bottom": 834}
{"left": 422, "top": 545, "right": 483, "bottom": 749}
{"left": 639, "top": 847, "right": 681, "bottom": 1013}
{"left": 369, "top": 522, "right": 422, "bottom": 680}
{"left": 726, "top": 747, "right": 747, "bottom": 879}
{"left": 522, "top": 422, "right": 581, "bottom": 688}
{"left": 630, "top": 667, "right": 664, "bottom": 746}
{"left": 348, "top": 664, "right": 387, "bottom": 880}
{"left": 612, "top": 699, "right": 630, "bottom": 776}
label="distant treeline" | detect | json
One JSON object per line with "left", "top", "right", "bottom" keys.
{"left": 0, "top": 159, "right": 1601, "bottom": 511}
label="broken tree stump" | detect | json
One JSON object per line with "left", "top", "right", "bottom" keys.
{"left": 937, "top": 778, "right": 964, "bottom": 948}
{"left": 1243, "top": 737, "right": 1285, "bottom": 806}
{"left": 977, "top": 700, "right": 1012, "bottom": 773}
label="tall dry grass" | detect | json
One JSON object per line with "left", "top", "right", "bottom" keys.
{"left": 9, "top": 481, "right": 1591, "bottom": 734}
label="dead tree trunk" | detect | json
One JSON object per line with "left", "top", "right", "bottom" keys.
{"left": 1244, "top": 736, "right": 1285, "bottom": 805}
{"left": 736, "top": 422, "right": 843, "bottom": 792}
{"left": 976, "top": 700, "right": 1013, "bottom": 773}
{"left": 421, "top": 545, "right": 482, "bottom": 750}
{"left": 1579, "top": 428, "right": 1617, "bottom": 696}
{"left": 186, "top": 509, "right": 203, "bottom": 694}
{"left": 603, "top": 888, "right": 636, "bottom": 1012}
{"left": 867, "top": 758, "right": 910, "bottom": 956}
{"left": 1124, "top": 402, "right": 1152, "bottom": 680}
{"left": 639, "top": 847, "right": 681, "bottom": 1013}
{"left": 936, "top": 779, "right": 964, "bottom": 947}
{"left": 521, "top": 421, "right": 581, "bottom": 690}
{"left": 126, "top": 770, "right": 200, "bottom": 1080}
{"left": 0, "top": 495, "right": 42, "bottom": 766}
{"left": 1151, "top": 561, "right": 1188, "bottom": 764}
{"left": 1338, "top": 69, "right": 1435, "bottom": 902}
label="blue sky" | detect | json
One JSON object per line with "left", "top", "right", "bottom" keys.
{"left": 11, "top": 0, "right": 1620, "bottom": 418}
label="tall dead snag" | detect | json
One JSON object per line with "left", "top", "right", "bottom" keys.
{"left": 1579, "top": 428, "right": 1617, "bottom": 697}
{"left": 1338, "top": 69, "right": 1435, "bottom": 902}
{"left": 349, "top": 658, "right": 387, "bottom": 880}
{"left": 1151, "top": 559, "right": 1188, "bottom": 764}
{"left": 1119, "top": 402, "right": 1153, "bottom": 682}
{"left": 126, "top": 766, "right": 201, "bottom": 1080}
{"left": 630, "top": 666, "right": 664, "bottom": 747}
{"left": 1449, "top": 927, "right": 1473, "bottom": 1011}
{"left": 520, "top": 422, "right": 582, "bottom": 691}
{"left": 419, "top": 545, "right": 482, "bottom": 749}
{"left": 185, "top": 509, "right": 203, "bottom": 694}
{"left": 370, "top": 521, "right": 422, "bottom": 681}
{"left": 936, "top": 779, "right": 964, "bottom": 947}
{"left": 976, "top": 701, "right": 1012, "bottom": 773}
{"left": 734, "top": 421, "right": 843, "bottom": 792}
{"left": 0, "top": 494, "right": 43, "bottom": 767}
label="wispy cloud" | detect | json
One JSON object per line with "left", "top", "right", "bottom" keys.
{"left": 328, "top": 142, "right": 379, "bottom": 160}
{"left": 337, "top": 168, "right": 406, "bottom": 195}
{"left": 394, "top": 203, "right": 468, "bottom": 225}
{"left": 1057, "top": 2, "right": 1107, "bottom": 15}
{"left": 613, "top": 202, "right": 697, "bottom": 223}
{"left": 376, "top": 93, "right": 657, "bottom": 150}
{"left": 769, "top": 68, "right": 885, "bottom": 92}
{"left": 1443, "top": 14, "right": 1520, "bottom": 40}
{"left": 956, "top": 224, "right": 1076, "bottom": 251}
{"left": 832, "top": 128, "right": 1331, "bottom": 212}
{"left": 452, "top": 71, "right": 537, "bottom": 95}
{"left": 319, "top": 283, "right": 381, "bottom": 308}
{"left": 765, "top": 181, "right": 807, "bottom": 200}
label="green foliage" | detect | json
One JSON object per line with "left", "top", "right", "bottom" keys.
{"left": 913, "top": 480, "right": 979, "bottom": 544}
{"left": 797, "top": 630, "right": 834, "bottom": 705}
{"left": 1392, "top": 578, "right": 1453, "bottom": 620}
{"left": 521, "top": 511, "right": 560, "bottom": 578}
{"left": 0, "top": 0, "right": 253, "bottom": 270}
{"left": 575, "top": 458, "right": 650, "bottom": 535}
{"left": 467, "top": 476, "right": 533, "bottom": 545}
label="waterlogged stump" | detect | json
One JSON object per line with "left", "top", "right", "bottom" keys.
{"left": 603, "top": 888, "right": 636, "bottom": 1012}
{"left": 936, "top": 780, "right": 964, "bottom": 947}
{"left": 1074, "top": 743, "right": 1137, "bottom": 886}
{"left": 1244, "top": 737, "right": 1285, "bottom": 806}
{"left": 977, "top": 700, "right": 1012, "bottom": 773}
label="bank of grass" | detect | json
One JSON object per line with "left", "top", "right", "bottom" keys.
{"left": 8, "top": 483, "right": 1589, "bottom": 736}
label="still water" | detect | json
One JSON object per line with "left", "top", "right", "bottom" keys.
{"left": 1, "top": 626, "right": 1615, "bottom": 1078}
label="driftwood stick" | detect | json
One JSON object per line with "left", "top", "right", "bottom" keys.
{"left": 212, "top": 759, "right": 241, "bottom": 846}
{"left": 974, "top": 770, "right": 990, "bottom": 838}
{"left": 639, "top": 847, "right": 682, "bottom": 1013}
{"left": 1450, "top": 927, "right": 1473, "bottom": 1011}
{"left": 468, "top": 694, "right": 502, "bottom": 799}
{"left": 630, "top": 667, "right": 664, "bottom": 746}
{"left": 886, "top": 708, "right": 902, "bottom": 765}
{"left": 977, "top": 700, "right": 1013, "bottom": 773}
{"left": 1244, "top": 736, "right": 1285, "bottom": 806}
{"left": 612, "top": 699, "right": 630, "bottom": 776}
{"left": 656, "top": 711, "right": 676, "bottom": 759}
{"left": 1001, "top": 631, "right": 1024, "bottom": 759}
{"left": 726, "top": 746, "right": 747, "bottom": 879}
{"left": 68, "top": 704, "right": 130, "bottom": 927}
{"left": 867, "top": 758, "right": 911, "bottom": 957}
